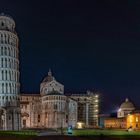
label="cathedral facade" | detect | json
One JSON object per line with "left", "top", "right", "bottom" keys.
{"left": 20, "top": 70, "right": 77, "bottom": 128}
{"left": 20, "top": 70, "right": 99, "bottom": 129}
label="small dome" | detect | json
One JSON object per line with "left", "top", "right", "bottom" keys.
{"left": 120, "top": 98, "right": 135, "bottom": 109}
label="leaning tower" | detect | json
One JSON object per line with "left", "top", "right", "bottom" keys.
{"left": 0, "top": 13, "right": 21, "bottom": 130}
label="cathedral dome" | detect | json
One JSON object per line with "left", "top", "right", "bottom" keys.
{"left": 42, "top": 76, "right": 53, "bottom": 82}
{"left": 42, "top": 69, "right": 54, "bottom": 83}
{"left": 120, "top": 98, "right": 135, "bottom": 110}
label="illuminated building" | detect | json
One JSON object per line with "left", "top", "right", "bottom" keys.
{"left": 0, "top": 13, "right": 20, "bottom": 130}
{"left": 117, "top": 98, "right": 135, "bottom": 118}
{"left": 127, "top": 110, "right": 140, "bottom": 129}
{"left": 20, "top": 70, "right": 77, "bottom": 128}
{"left": 69, "top": 91, "right": 99, "bottom": 128}
{"left": 20, "top": 70, "right": 99, "bottom": 129}
{"left": 104, "top": 98, "right": 140, "bottom": 130}
{"left": 0, "top": 13, "right": 100, "bottom": 129}
{"left": 104, "top": 117, "right": 126, "bottom": 129}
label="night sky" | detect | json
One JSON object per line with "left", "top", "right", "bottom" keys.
{"left": 1, "top": 0, "right": 140, "bottom": 113}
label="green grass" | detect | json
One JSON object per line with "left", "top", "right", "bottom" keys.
{"left": 0, "top": 130, "right": 38, "bottom": 136}
{"left": 1, "top": 129, "right": 140, "bottom": 137}
{"left": 72, "top": 129, "right": 140, "bottom": 136}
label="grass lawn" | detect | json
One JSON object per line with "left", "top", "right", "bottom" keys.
{"left": 72, "top": 129, "right": 140, "bottom": 136}
{"left": 0, "top": 130, "right": 38, "bottom": 136}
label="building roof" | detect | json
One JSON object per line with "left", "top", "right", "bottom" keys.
{"left": 120, "top": 98, "right": 135, "bottom": 109}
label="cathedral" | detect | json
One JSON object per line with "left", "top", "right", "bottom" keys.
{"left": 20, "top": 70, "right": 77, "bottom": 128}
{"left": 0, "top": 14, "right": 99, "bottom": 130}
{"left": 20, "top": 70, "right": 99, "bottom": 129}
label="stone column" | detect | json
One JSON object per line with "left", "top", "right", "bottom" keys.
{"left": 47, "top": 113, "right": 49, "bottom": 128}
{"left": 17, "top": 112, "right": 21, "bottom": 130}
{"left": 4, "top": 110, "right": 7, "bottom": 130}
{"left": 86, "top": 103, "right": 89, "bottom": 127}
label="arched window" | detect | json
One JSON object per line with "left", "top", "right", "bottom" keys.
{"left": 5, "top": 70, "right": 7, "bottom": 80}
{"left": 6, "top": 83, "right": 8, "bottom": 93}
{"left": 38, "top": 115, "right": 40, "bottom": 123}
{"left": 8, "top": 34, "right": 10, "bottom": 44}
{"left": 1, "top": 58, "right": 3, "bottom": 67}
{"left": 2, "top": 70, "right": 4, "bottom": 80}
{"left": 4, "top": 47, "right": 6, "bottom": 55}
{"left": 2, "top": 83, "right": 4, "bottom": 93}
{"left": 13, "top": 48, "right": 15, "bottom": 57}
{"left": 9, "top": 47, "right": 11, "bottom": 56}
{"left": 54, "top": 104, "right": 57, "bottom": 110}
{"left": 13, "top": 83, "right": 15, "bottom": 93}
{"left": 8, "top": 58, "right": 10, "bottom": 67}
{"left": 5, "top": 58, "right": 7, "bottom": 67}
{"left": 15, "top": 71, "right": 16, "bottom": 81}
{"left": 13, "top": 60, "right": 15, "bottom": 69}
{"left": 1, "top": 22, "right": 4, "bottom": 26}
{"left": 9, "top": 59, "right": 11, "bottom": 68}
{"left": 11, "top": 59, "right": 13, "bottom": 68}
{"left": 1, "top": 47, "right": 3, "bottom": 55}
{"left": 12, "top": 71, "right": 13, "bottom": 81}
{"left": 1, "top": 35, "right": 3, "bottom": 43}
{"left": 4, "top": 34, "right": 7, "bottom": 44}
{"left": 9, "top": 83, "right": 11, "bottom": 93}
{"left": 9, "top": 71, "right": 11, "bottom": 80}
{"left": 7, "top": 47, "right": 9, "bottom": 55}
{"left": 11, "top": 48, "right": 13, "bottom": 57}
